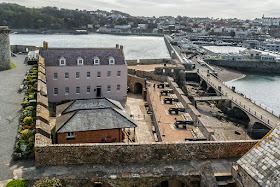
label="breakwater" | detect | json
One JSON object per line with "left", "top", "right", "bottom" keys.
{"left": 205, "top": 59, "right": 280, "bottom": 74}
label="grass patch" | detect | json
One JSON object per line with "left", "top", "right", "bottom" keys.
{"left": 11, "top": 62, "right": 16, "bottom": 68}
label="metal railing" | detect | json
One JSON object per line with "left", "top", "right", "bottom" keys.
{"left": 197, "top": 71, "right": 279, "bottom": 128}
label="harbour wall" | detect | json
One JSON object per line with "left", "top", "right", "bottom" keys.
{"left": 205, "top": 59, "right": 280, "bottom": 74}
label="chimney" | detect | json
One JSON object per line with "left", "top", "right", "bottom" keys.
{"left": 116, "top": 44, "right": 119, "bottom": 49}
{"left": 120, "top": 45, "right": 123, "bottom": 50}
{"left": 43, "top": 41, "right": 48, "bottom": 50}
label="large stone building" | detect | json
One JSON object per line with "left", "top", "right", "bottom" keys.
{"left": 40, "top": 44, "right": 127, "bottom": 102}
{"left": 0, "top": 26, "right": 12, "bottom": 70}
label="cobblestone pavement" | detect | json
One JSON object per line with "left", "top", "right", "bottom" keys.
{"left": 125, "top": 93, "right": 154, "bottom": 143}
{"left": 0, "top": 55, "right": 35, "bottom": 181}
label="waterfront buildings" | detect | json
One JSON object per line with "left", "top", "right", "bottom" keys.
{"left": 40, "top": 44, "right": 127, "bottom": 102}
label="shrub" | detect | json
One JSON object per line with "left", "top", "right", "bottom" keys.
{"left": 21, "top": 100, "right": 30, "bottom": 108}
{"left": 23, "top": 116, "right": 33, "bottom": 126}
{"left": 33, "top": 178, "right": 62, "bottom": 187}
{"left": 22, "top": 110, "right": 33, "bottom": 118}
{"left": 6, "top": 180, "right": 28, "bottom": 187}
{"left": 25, "top": 106, "right": 34, "bottom": 111}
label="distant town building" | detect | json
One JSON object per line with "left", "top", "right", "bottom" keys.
{"left": 40, "top": 43, "right": 127, "bottom": 102}
{"left": 0, "top": 26, "right": 11, "bottom": 70}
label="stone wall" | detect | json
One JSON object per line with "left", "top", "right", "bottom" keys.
{"left": 126, "top": 58, "right": 170, "bottom": 66}
{"left": 128, "top": 69, "right": 167, "bottom": 82}
{"left": 205, "top": 59, "right": 280, "bottom": 74}
{"left": 127, "top": 74, "right": 146, "bottom": 94}
{"left": 0, "top": 26, "right": 11, "bottom": 70}
{"left": 10, "top": 45, "right": 40, "bottom": 53}
{"left": 35, "top": 140, "right": 258, "bottom": 167}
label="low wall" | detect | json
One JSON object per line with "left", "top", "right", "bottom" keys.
{"left": 197, "top": 117, "right": 214, "bottom": 140}
{"left": 11, "top": 45, "right": 40, "bottom": 53}
{"left": 126, "top": 58, "right": 171, "bottom": 66}
{"left": 205, "top": 59, "right": 280, "bottom": 74}
{"left": 128, "top": 69, "right": 167, "bottom": 82}
{"left": 35, "top": 140, "right": 258, "bottom": 167}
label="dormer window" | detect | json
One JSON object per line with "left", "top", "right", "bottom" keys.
{"left": 77, "top": 57, "right": 83, "bottom": 66}
{"left": 59, "top": 57, "right": 66, "bottom": 66}
{"left": 109, "top": 57, "right": 115, "bottom": 65}
{"left": 93, "top": 57, "right": 100, "bottom": 65}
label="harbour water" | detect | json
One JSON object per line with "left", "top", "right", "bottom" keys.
{"left": 10, "top": 33, "right": 170, "bottom": 60}
{"left": 227, "top": 74, "right": 280, "bottom": 116}
{"left": 10, "top": 34, "right": 280, "bottom": 117}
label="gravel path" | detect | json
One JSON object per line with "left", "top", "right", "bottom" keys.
{"left": 0, "top": 55, "right": 34, "bottom": 181}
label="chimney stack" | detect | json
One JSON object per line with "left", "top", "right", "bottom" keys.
{"left": 43, "top": 41, "right": 48, "bottom": 50}
{"left": 116, "top": 44, "right": 119, "bottom": 49}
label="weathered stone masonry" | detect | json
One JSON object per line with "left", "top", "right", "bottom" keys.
{"left": 0, "top": 26, "right": 12, "bottom": 70}
{"left": 35, "top": 140, "right": 258, "bottom": 167}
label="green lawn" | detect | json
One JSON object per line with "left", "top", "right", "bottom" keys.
{"left": 11, "top": 62, "right": 16, "bottom": 68}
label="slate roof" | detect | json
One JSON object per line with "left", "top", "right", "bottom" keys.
{"left": 237, "top": 126, "right": 280, "bottom": 186}
{"left": 59, "top": 98, "right": 124, "bottom": 115}
{"left": 55, "top": 98, "right": 136, "bottom": 133}
{"left": 40, "top": 48, "right": 125, "bottom": 66}
{"left": 56, "top": 108, "right": 136, "bottom": 133}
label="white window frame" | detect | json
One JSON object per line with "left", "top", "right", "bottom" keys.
{"left": 109, "top": 57, "right": 115, "bottom": 65}
{"left": 77, "top": 57, "right": 84, "bottom": 66}
{"left": 94, "top": 57, "right": 100, "bottom": 65}
{"left": 87, "top": 72, "right": 91, "bottom": 79}
{"left": 76, "top": 87, "right": 80, "bottom": 94}
{"left": 59, "top": 57, "right": 66, "bottom": 66}
{"left": 65, "top": 72, "right": 69, "bottom": 79}
{"left": 87, "top": 86, "right": 90, "bottom": 94}
{"left": 107, "top": 85, "right": 111, "bottom": 92}
{"left": 54, "top": 88, "right": 58, "bottom": 95}
{"left": 117, "top": 84, "right": 121, "bottom": 92}
{"left": 76, "top": 72, "right": 80, "bottom": 79}
{"left": 67, "top": 132, "right": 75, "bottom": 139}
{"left": 117, "top": 71, "right": 121, "bottom": 77}
{"left": 65, "top": 87, "right": 69, "bottom": 95}
{"left": 97, "top": 71, "right": 101, "bottom": 78}
{"left": 53, "top": 73, "right": 58, "bottom": 80}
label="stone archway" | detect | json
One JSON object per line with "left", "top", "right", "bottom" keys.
{"left": 207, "top": 87, "right": 217, "bottom": 96}
{"left": 251, "top": 122, "right": 271, "bottom": 139}
{"left": 134, "top": 82, "right": 143, "bottom": 94}
{"left": 200, "top": 80, "right": 207, "bottom": 89}
{"left": 226, "top": 107, "right": 250, "bottom": 128}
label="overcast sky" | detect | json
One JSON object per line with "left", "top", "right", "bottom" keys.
{"left": 1, "top": 0, "right": 280, "bottom": 19}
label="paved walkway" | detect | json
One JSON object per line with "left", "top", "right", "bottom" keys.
{"left": 125, "top": 93, "right": 154, "bottom": 143}
{"left": 0, "top": 55, "right": 35, "bottom": 181}
{"left": 199, "top": 71, "right": 280, "bottom": 128}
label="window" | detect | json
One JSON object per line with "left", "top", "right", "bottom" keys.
{"left": 77, "top": 57, "right": 83, "bottom": 66}
{"left": 94, "top": 57, "right": 100, "bottom": 65}
{"left": 87, "top": 86, "right": 90, "bottom": 93}
{"left": 117, "top": 71, "right": 121, "bottom": 77}
{"left": 109, "top": 57, "right": 115, "bottom": 65}
{"left": 107, "top": 71, "right": 111, "bottom": 78}
{"left": 76, "top": 87, "right": 80, "bottom": 94}
{"left": 53, "top": 73, "right": 58, "bottom": 80}
{"left": 107, "top": 85, "right": 111, "bottom": 92}
{"left": 59, "top": 57, "right": 66, "bottom": 66}
{"left": 65, "top": 87, "right": 69, "bottom": 95}
{"left": 117, "top": 84, "right": 121, "bottom": 92}
{"left": 76, "top": 72, "right": 80, "bottom": 79}
{"left": 54, "top": 88, "right": 58, "bottom": 95}
{"left": 67, "top": 132, "right": 75, "bottom": 139}
{"left": 97, "top": 71, "right": 101, "bottom": 78}
{"left": 65, "top": 72, "right": 69, "bottom": 79}
{"left": 87, "top": 72, "right": 90, "bottom": 78}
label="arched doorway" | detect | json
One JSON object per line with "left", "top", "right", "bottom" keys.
{"left": 134, "top": 82, "right": 143, "bottom": 94}
{"left": 226, "top": 107, "right": 250, "bottom": 128}
{"left": 200, "top": 80, "right": 207, "bottom": 89}
{"left": 207, "top": 87, "right": 217, "bottom": 96}
{"left": 251, "top": 122, "right": 271, "bottom": 139}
